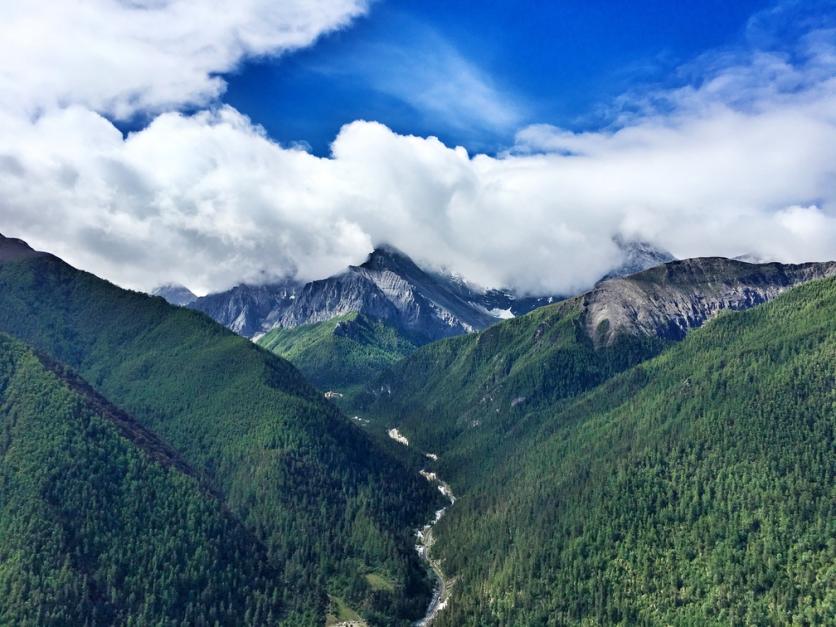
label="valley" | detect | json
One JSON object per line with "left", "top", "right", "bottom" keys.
{"left": 358, "top": 273, "right": 836, "bottom": 625}
{"left": 386, "top": 429, "right": 457, "bottom": 627}
{"left": 0, "top": 233, "right": 833, "bottom": 626}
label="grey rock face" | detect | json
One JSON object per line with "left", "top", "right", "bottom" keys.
{"left": 189, "top": 281, "right": 300, "bottom": 337}
{"left": 187, "top": 246, "right": 499, "bottom": 341}
{"left": 584, "top": 257, "right": 836, "bottom": 345}
{"left": 186, "top": 239, "right": 681, "bottom": 340}
{"left": 278, "top": 246, "right": 496, "bottom": 342}
{"left": 151, "top": 283, "right": 197, "bottom": 307}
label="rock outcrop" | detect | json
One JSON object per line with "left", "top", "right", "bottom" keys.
{"left": 584, "top": 257, "right": 836, "bottom": 345}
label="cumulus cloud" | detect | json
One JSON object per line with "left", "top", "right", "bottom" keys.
{"left": 0, "top": 0, "right": 369, "bottom": 118}
{"left": 0, "top": 1, "right": 835, "bottom": 295}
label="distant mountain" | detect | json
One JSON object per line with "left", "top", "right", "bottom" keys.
{"left": 603, "top": 234, "right": 676, "bottom": 279}
{"left": 585, "top": 257, "right": 836, "bottom": 344}
{"left": 151, "top": 282, "right": 197, "bottom": 306}
{"left": 193, "top": 238, "right": 675, "bottom": 340}
{"left": 192, "top": 246, "right": 497, "bottom": 341}
{"left": 209, "top": 239, "right": 674, "bottom": 392}
{"left": 442, "top": 278, "right": 565, "bottom": 318}
{"left": 190, "top": 280, "right": 301, "bottom": 336}
{"left": 277, "top": 246, "right": 498, "bottom": 342}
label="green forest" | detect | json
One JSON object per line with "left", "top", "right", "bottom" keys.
{"left": 1, "top": 246, "right": 833, "bottom": 626}
{"left": 370, "top": 277, "right": 836, "bottom": 625}
{"left": 0, "top": 254, "right": 441, "bottom": 626}
{"left": 257, "top": 312, "right": 418, "bottom": 392}
{"left": 0, "top": 333, "right": 289, "bottom": 625}
{"left": 358, "top": 298, "right": 667, "bottom": 489}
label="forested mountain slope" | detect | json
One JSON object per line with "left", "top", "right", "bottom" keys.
{"left": 431, "top": 276, "right": 836, "bottom": 625}
{"left": 0, "top": 234, "right": 437, "bottom": 626}
{"left": 0, "top": 333, "right": 286, "bottom": 625}
{"left": 257, "top": 312, "right": 418, "bottom": 391}
{"left": 362, "top": 257, "right": 836, "bottom": 484}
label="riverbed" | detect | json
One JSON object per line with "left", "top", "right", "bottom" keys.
{"left": 386, "top": 428, "right": 456, "bottom": 626}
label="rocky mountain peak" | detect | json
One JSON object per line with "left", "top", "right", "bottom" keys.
{"left": 357, "top": 244, "right": 423, "bottom": 276}
{"left": 585, "top": 257, "right": 836, "bottom": 345}
{"left": 151, "top": 283, "right": 197, "bottom": 306}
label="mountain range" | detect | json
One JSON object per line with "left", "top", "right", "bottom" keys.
{"left": 167, "top": 237, "right": 675, "bottom": 341}
{"left": 355, "top": 256, "right": 836, "bottom": 625}
{"left": 402, "top": 274, "right": 836, "bottom": 626}
{"left": 160, "top": 238, "right": 675, "bottom": 392}
{"left": 0, "top": 233, "right": 437, "bottom": 626}
{"left": 1, "top": 231, "right": 834, "bottom": 625}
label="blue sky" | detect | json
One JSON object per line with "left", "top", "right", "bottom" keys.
{"left": 224, "top": 0, "right": 775, "bottom": 154}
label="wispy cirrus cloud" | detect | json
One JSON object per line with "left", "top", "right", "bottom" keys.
{"left": 311, "top": 16, "right": 525, "bottom": 138}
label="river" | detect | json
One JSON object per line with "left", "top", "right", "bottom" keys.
{"left": 386, "top": 429, "right": 456, "bottom": 627}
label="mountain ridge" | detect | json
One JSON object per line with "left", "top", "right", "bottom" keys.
{"left": 0, "top": 234, "right": 439, "bottom": 625}
{"left": 584, "top": 256, "right": 836, "bottom": 344}
{"left": 356, "top": 255, "right": 836, "bottom": 481}
{"left": 430, "top": 275, "right": 836, "bottom": 625}
{"left": 0, "top": 332, "right": 288, "bottom": 625}
{"left": 186, "top": 237, "right": 676, "bottom": 341}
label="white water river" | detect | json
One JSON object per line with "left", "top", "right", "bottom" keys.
{"left": 386, "top": 429, "right": 456, "bottom": 627}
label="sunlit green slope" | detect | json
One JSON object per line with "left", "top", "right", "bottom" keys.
{"left": 431, "top": 277, "right": 836, "bottom": 625}
{"left": 0, "top": 240, "right": 436, "bottom": 626}
{"left": 258, "top": 312, "right": 417, "bottom": 392}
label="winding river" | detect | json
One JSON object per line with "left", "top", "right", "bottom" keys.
{"left": 387, "top": 429, "right": 456, "bottom": 627}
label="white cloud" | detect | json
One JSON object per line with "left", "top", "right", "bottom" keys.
{"left": 0, "top": 0, "right": 369, "bottom": 119}
{"left": 0, "top": 1, "right": 835, "bottom": 296}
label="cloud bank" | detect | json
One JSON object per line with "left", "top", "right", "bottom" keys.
{"left": 0, "top": 1, "right": 834, "bottom": 295}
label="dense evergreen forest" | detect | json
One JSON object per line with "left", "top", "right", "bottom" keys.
{"left": 0, "top": 252, "right": 440, "bottom": 626}
{"left": 359, "top": 298, "right": 667, "bottom": 489}
{"left": 0, "top": 333, "right": 287, "bottom": 625}
{"left": 372, "top": 277, "right": 836, "bottom": 625}
{"left": 258, "top": 312, "right": 417, "bottom": 392}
